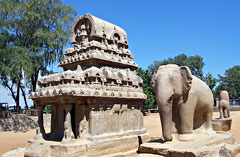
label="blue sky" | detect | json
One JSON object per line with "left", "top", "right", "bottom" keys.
{"left": 1, "top": 0, "right": 240, "bottom": 107}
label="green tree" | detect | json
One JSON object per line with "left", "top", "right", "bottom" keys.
{"left": 0, "top": 0, "right": 77, "bottom": 108}
{"left": 203, "top": 73, "right": 218, "bottom": 99}
{"left": 216, "top": 65, "right": 240, "bottom": 99}
{"left": 137, "top": 68, "right": 155, "bottom": 109}
{"left": 0, "top": 51, "right": 26, "bottom": 111}
{"left": 203, "top": 73, "right": 217, "bottom": 91}
{"left": 148, "top": 54, "right": 205, "bottom": 79}
{"left": 0, "top": 19, "right": 29, "bottom": 110}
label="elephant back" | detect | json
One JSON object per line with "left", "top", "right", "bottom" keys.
{"left": 220, "top": 91, "right": 229, "bottom": 101}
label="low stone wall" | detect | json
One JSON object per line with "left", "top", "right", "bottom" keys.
{"left": 30, "top": 114, "right": 51, "bottom": 128}
{"left": 213, "top": 106, "right": 240, "bottom": 112}
{"left": 0, "top": 114, "right": 38, "bottom": 131}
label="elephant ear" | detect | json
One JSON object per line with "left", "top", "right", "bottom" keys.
{"left": 180, "top": 66, "right": 193, "bottom": 94}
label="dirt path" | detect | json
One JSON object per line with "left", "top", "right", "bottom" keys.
{"left": 0, "top": 111, "right": 240, "bottom": 156}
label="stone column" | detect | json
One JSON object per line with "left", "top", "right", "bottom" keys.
{"left": 62, "top": 104, "right": 75, "bottom": 143}
{"left": 37, "top": 105, "right": 46, "bottom": 139}
{"left": 89, "top": 105, "right": 95, "bottom": 135}
{"left": 51, "top": 104, "right": 57, "bottom": 138}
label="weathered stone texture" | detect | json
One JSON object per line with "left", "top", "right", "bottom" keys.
{"left": 219, "top": 90, "right": 231, "bottom": 119}
{"left": 24, "top": 13, "right": 149, "bottom": 156}
{"left": 219, "top": 142, "right": 240, "bottom": 157}
{"left": 139, "top": 132, "right": 235, "bottom": 156}
{"left": 212, "top": 118, "right": 232, "bottom": 131}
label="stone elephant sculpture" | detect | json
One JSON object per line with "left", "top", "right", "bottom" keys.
{"left": 152, "top": 64, "right": 214, "bottom": 141}
{"left": 219, "top": 91, "right": 230, "bottom": 118}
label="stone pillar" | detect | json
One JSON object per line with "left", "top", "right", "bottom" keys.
{"left": 56, "top": 104, "right": 64, "bottom": 140}
{"left": 37, "top": 105, "right": 46, "bottom": 139}
{"left": 62, "top": 104, "right": 75, "bottom": 143}
{"left": 89, "top": 105, "right": 96, "bottom": 135}
{"left": 51, "top": 104, "right": 57, "bottom": 138}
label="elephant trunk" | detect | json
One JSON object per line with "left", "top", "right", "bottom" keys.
{"left": 159, "top": 101, "right": 173, "bottom": 141}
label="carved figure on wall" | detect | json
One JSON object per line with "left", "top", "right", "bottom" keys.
{"left": 152, "top": 64, "right": 214, "bottom": 141}
{"left": 219, "top": 90, "right": 230, "bottom": 119}
{"left": 62, "top": 105, "right": 75, "bottom": 142}
{"left": 73, "top": 20, "right": 90, "bottom": 51}
{"left": 63, "top": 120, "right": 74, "bottom": 141}
{"left": 80, "top": 25, "right": 88, "bottom": 48}
{"left": 79, "top": 116, "right": 88, "bottom": 138}
{"left": 28, "top": 14, "right": 149, "bottom": 156}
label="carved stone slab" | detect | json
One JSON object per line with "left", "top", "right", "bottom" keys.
{"left": 26, "top": 13, "right": 149, "bottom": 156}
{"left": 139, "top": 132, "right": 235, "bottom": 156}
{"left": 212, "top": 118, "right": 232, "bottom": 131}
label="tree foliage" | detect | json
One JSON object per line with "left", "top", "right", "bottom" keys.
{"left": 148, "top": 54, "right": 205, "bottom": 79}
{"left": 136, "top": 68, "right": 155, "bottom": 109}
{"left": 203, "top": 73, "right": 217, "bottom": 91}
{"left": 0, "top": 51, "right": 26, "bottom": 111}
{"left": 203, "top": 72, "right": 218, "bottom": 99}
{"left": 0, "top": 0, "right": 77, "bottom": 109}
{"left": 216, "top": 65, "right": 240, "bottom": 99}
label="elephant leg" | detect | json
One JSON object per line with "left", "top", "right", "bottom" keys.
{"left": 178, "top": 103, "right": 194, "bottom": 134}
{"left": 172, "top": 100, "right": 179, "bottom": 133}
{"left": 224, "top": 108, "right": 228, "bottom": 118}
{"left": 219, "top": 105, "right": 224, "bottom": 119}
{"left": 177, "top": 101, "right": 197, "bottom": 141}
{"left": 203, "top": 111, "right": 213, "bottom": 131}
{"left": 227, "top": 108, "right": 230, "bottom": 117}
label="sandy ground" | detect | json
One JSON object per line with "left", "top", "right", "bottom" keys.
{"left": 0, "top": 127, "right": 50, "bottom": 156}
{"left": 0, "top": 111, "right": 240, "bottom": 156}
{"left": 144, "top": 111, "right": 240, "bottom": 142}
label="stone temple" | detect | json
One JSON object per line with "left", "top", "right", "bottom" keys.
{"left": 27, "top": 14, "right": 149, "bottom": 156}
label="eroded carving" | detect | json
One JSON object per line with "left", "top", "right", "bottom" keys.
{"left": 219, "top": 90, "right": 230, "bottom": 119}
{"left": 28, "top": 14, "right": 148, "bottom": 155}
{"left": 152, "top": 64, "right": 214, "bottom": 141}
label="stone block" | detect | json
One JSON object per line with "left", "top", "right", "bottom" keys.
{"left": 219, "top": 142, "right": 240, "bottom": 157}
{"left": 212, "top": 118, "right": 232, "bottom": 131}
{"left": 23, "top": 131, "right": 150, "bottom": 157}
{"left": 138, "top": 132, "right": 235, "bottom": 157}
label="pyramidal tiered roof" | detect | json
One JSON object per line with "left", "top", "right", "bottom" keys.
{"left": 29, "top": 14, "right": 146, "bottom": 101}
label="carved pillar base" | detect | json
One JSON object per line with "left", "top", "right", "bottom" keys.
{"left": 34, "top": 127, "right": 44, "bottom": 141}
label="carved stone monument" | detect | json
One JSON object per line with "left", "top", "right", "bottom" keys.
{"left": 25, "top": 13, "right": 149, "bottom": 156}
{"left": 138, "top": 64, "right": 237, "bottom": 156}
{"left": 213, "top": 90, "right": 232, "bottom": 131}
{"left": 219, "top": 90, "right": 231, "bottom": 119}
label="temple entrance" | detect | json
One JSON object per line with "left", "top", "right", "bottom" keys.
{"left": 71, "top": 104, "right": 76, "bottom": 138}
